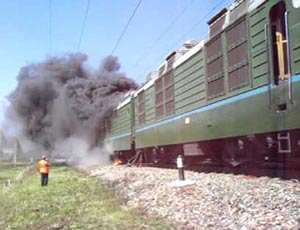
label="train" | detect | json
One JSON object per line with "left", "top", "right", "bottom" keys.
{"left": 102, "top": 0, "right": 300, "bottom": 179}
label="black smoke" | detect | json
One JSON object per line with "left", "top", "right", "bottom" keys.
{"left": 9, "top": 53, "right": 138, "bottom": 154}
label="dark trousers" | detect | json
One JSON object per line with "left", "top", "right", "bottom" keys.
{"left": 41, "top": 173, "right": 49, "bottom": 186}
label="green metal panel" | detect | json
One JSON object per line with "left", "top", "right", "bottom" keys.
{"left": 108, "top": 101, "right": 132, "bottom": 151}
{"left": 174, "top": 67, "right": 204, "bottom": 90}
{"left": 112, "top": 136, "right": 131, "bottom": 151}
{"left": 133, "top": 78, "right": 300, "bottom": 149}
{"left": 110, "top": 103, "right": 131, "bottom": 136}
{"left": 175, "top": 84, "right": 205, "bottom": 113}
{"left": 175, "top": 86, "right": 205, "bottom": 106}
{"left": 110, "top": 117, "right": 120, "bottom": 136}
{"left": 174, "top": 52, "right": 204, "bottom": 81}
{"left": 174, "top": 49, "right": 206, "bottom": 115}
{"left": 135, "top": 126, "right": 159, "bottom": 148}
{"left": 135, "top": 84, "right": 299, "bottom": 148}
{"left": 175, "top": 77, "right": 205, "bottom": 97}
{"left": 175, "top": 60, "right": 203, "bottom": 82}
{"left": 286, "top": 81, "right": 300, "bottom": 129}
{"left": 175, "top": 100, "right": 203, "bottom": 116}
{"left": 108, "top": 96, "right": 134, "bottom": 151}
{"left": 249, "top": 3, "right": 268, "bottom": 87}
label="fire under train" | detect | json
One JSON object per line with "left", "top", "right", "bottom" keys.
{"left": 102, "top": 0, "right": 300, "bottom": 179}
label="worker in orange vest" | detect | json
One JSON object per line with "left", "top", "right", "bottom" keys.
{"left": 37, "top": 156, "right": 50, "bottom": 186}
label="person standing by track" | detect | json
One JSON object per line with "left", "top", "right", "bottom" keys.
{"left": 37, "top": 156, "right": 50, "bottom": 186}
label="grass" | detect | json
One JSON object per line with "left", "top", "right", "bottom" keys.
{"left": 0, "top": 165, "right": 24, "bottom": 182}
{"left": 0, "top": 165, "right": 174, "bottom": 230}
{"left": 0, "top": 162, "right": 30, "bottom": 192}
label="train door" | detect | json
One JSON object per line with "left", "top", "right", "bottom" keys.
{"left": 269, "top": 1, "right": 290, "bottom": 85}
{"left": 263, "top": 0, "right": 300, "bottom": 178}
{"left": 266, "top": 1, "right": 292, "bottom": 155}
{"left": 265, "top": 1, "right": 297, "bottom": 177}
{"left": 264, "top": 1, "right": 293, "bottom": 110}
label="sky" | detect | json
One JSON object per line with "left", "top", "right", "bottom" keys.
{"left": 0, "top": 0, "right": 233, "bottom": 97}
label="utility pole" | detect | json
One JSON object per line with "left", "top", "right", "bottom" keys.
{"left": 13, "top": 138, "right": 20, "bottom": 167}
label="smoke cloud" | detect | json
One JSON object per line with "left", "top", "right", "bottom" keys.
{"left": 7, "top": 53, "right": 138, "bottom": 164}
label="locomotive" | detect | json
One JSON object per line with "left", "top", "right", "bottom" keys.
{"left": 103, "top": 0, "right": 300, "bottom": 179}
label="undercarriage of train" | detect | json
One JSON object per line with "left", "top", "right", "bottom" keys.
{"left": 114, "top": 130, "right": 300, "bottom": 180}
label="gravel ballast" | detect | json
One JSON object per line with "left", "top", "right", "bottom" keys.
{"left": 83, "top": 165, "right": 300, "bottom": 230}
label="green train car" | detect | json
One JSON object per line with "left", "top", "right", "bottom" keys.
{"left": 104, "top": 0, "right": 300, "bottom": 178}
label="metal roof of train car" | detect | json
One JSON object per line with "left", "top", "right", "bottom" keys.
{"left": 116, "top": 91, "right": 133, "bottom": 110}
{"left": 115, "top": 0, "right": 270, "bottom": 111}
{"left": 173, "top": 40, "right": 205, "bottom": 69}
{"left": 248, "top": 0, "right": 267, "bottom": 12}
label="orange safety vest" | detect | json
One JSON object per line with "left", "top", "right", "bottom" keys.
{"left": 37, "top": 159, "right": 50, "bottom": 174}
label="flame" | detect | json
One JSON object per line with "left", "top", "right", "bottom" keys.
{"left": 114, "top": 158, "right": 122, "bottom": 165}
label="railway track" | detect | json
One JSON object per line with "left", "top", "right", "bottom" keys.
{"left": 127, "top": 160, "right": 300, "bottom": 180}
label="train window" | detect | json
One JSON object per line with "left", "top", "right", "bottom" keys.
{"left": 226, "top": 18, "right": 249, "bottom": 91}
{"left": 138, "top": 91, "right": 145, "bottom": 102}
{"left": 206, "top": 34, "right": 225, "bottom": 98}
{"left": 155, "top": 104, "right": 164, "bottom": 118}
{"left": 156, "top": 92, "right": 163, "bottom": 104}
{"left": 229, "top": 0, "right": 247, "bottom": 24}
{"left": 155, "top": 71, "right": 175, "bottom": 119}
{"left": 138, "top": 113, "right": 146, "bottom": 125}
{"left": 164, "top": 74, "right": 173, "bottom": 87}
{"left": 164, "top": 72, "right": 174, "bottom": 115}
{"left": 165, "top": 100, "right": 174, "bottom": 116}
{"left": 138, "top": 91, "right": 146, "bottom": 125}
{"left": 207, "top": 76, "right": 225, "bottom": 98}
{"left": 208, "top": 8, "right": 227, "bottom": 38}
{"left": 138, "top": 102, "right": 145, "bottom": 114}
{"left": 155, "top": 78, "right": 163, "bottom": 91}
{"left": 165, "top": 85, "right": 173, "bottom": 101}
{"left": 165, "top": 84, "right": 174, "bottom": 116}
{"left": 269, "top": 1, "right": 289, "bottom": 85}
{"left": 206, "top": 36, "right": 222, "bottom": 61}
{"left": 155, "top": 77, "right": 164, "bottom": 119}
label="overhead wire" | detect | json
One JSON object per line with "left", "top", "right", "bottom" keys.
{"left": 127, "top": 0, "right": 195, "bottom": 73}
{"left": 77, "top": 0, "right": 92, "bottom": 52}
{"left": 98, "top": 0, "right": 142, "bottom": 76}
{"left": 110, "top": 0, "right": 143, "bottom": 56}
{"left": 135, "top": 0, "right": 227, "bottom": 82}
